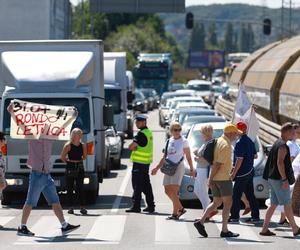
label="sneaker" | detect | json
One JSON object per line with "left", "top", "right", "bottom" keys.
{"left": 125, "top": 207, "right": 141, "bottom": 213}
{"left": 245, "top": 218, "right": 260, "bottom": 223}
{"left": 143, "top": 207, "right": 155, "bottom": 213}
{"left": 17, "top": 225, "right": 35, "bottom": 236}
{"left": 220, "top": 231, "right": 239, "bottom": 238}
{"left": 228, "top": 218, "right": 240, "bottom": 224}
{"left": 67, "top": 209, "right": 74, "bottom": 214}
{"left": 61, "top": 223, "right": 80, "bottom": 235}
{"left": 193, "top": 221, "right": 208, "bottom": 237}
{"left": 80, "top": 208, "right": 88, "bottom": 215}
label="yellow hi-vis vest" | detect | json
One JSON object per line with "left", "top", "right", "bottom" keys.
{"left": 130, "top": 128, "right": 153, "bottom": 164}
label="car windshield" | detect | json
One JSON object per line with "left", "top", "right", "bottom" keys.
{"left": 135, "top": 91, "right": 144, "bottom": 100}
{"left": 140, "top": 90, "right": 152, "bottom": 98}
{"left": 186, "top": 84, "right": 211, "bottom": 91}
{"left": 178, "top": 111, "right": 215, "bottom": 124}
{"left": 212, "top": 86, "right": 223, "bottom": 93}
{"left": 3, "top": 98, "right": 91, "bottom": 134}
{"left": 105, "top": 89, "right": 122, "bottom": 115}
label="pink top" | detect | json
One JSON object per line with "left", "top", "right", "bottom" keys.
{"left": 27, "top": 140, "right": 53, "bottom": 173}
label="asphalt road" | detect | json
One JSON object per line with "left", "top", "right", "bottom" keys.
{"left": 0, "top": 110, "right": 300, "bottom": 250}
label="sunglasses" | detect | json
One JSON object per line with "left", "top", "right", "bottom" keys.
{"left": 173, "top": 128, "right": 182, "bottom": 132}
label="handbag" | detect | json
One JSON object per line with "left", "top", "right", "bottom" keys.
{"left": 160, "top": 139, "right": 183, "bottom": 176}
{"left": 65, "top": 162, "right": 83, "bottom": 178}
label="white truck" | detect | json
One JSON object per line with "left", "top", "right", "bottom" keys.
{"left": 0, "top": 40, "right": 113, "bottom": 205}
{"left": 104, "top": 52, "right": 134, "bottom": 140}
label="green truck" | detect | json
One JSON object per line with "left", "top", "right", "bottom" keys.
{"left": 133, "top": 53, "right": 173, "bottom": 95}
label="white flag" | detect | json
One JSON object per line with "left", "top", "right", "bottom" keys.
{"left": 234, "top": 83, "right": 252, "bottom": 116}
{"left": 233, "top": 106, "right": 260, "bottom": 142}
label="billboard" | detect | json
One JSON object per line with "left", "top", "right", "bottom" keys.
{"left": 90, "top": 0, "right": 185, "bottom": 13}
{"left": 188, "top": 50, "right": 225, "bottom": 69}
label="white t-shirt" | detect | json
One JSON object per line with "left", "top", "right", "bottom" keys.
{"left": 166, "top": 136, "right": 189, "bottom": 163}
{"left": 287, "top": 140, "right": 300, "bottom": 158}
{"left": 292, "top": 153, "right": 300, "bottom": 178}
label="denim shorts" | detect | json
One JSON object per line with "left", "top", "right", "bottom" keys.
{"left": 25, "top": 171, "right": 60, "bottom": 207}
{"left": 268, "top": 179, "right": 291, "bottom": 205}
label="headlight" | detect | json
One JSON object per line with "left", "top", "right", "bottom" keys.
{"left": 6, "top": 179, "right": 23, "bottom": 186}
{"left": 136, "top": 101, "right": 142, "bottom": 105}
{"left": 83, "top": 178, "right": 90, "bottom": 185}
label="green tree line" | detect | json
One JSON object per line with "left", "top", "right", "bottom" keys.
{"left": 72, "top": 1, "right": 184, "bottom": 69}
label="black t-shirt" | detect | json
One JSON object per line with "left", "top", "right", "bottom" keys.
{"left": 133, "top": 127, "right": 148, "bottom": 147}
{"left": 263, "top": 139, "right": 292, "bottom": 180}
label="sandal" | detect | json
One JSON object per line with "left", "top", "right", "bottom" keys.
{"left": 166, "top": 214, "right": 178, "bottom": 220}
{"left": 293, "top": 228, "right": 300, "bottom": 236}
{"left": 259, "top": 229, "right": 276, "bottom": 236}
{"left": 177, "top": 208, "right": 186, "bottom": 219}
{"left": 278, "top": 219, "right": 289, "bottom": 225}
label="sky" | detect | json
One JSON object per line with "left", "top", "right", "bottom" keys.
{"left": 70, "top": 0, "right": 300, "bottom": 9}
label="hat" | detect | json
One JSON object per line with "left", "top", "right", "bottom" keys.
{"left": 224, "top": 123, "right": 243, "bottom": 134}
{"left": 236, "top": 121, "right": 247, "bottom": 132}
{"left": 135, "top": 114, "right": 148, "bottom": 121}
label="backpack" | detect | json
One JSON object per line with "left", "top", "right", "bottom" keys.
{"left": 202, "top": 138, "right": 217, "bottom": 165}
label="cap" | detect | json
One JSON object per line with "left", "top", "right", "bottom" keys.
{"left": 236, "top": 121, "right": 247, "bottom": 132}
{"left": 224, "top": 123, "right": 243, "bottom": 134}
{"left": 135, "top": 114, "right": 148, "bottom": 121}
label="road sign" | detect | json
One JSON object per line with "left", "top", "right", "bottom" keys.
{"left": 188, "top": 50, "right": 225, "bottom": 69}
{"left": 90, "top": 0, "right": 185, "bottom": 13}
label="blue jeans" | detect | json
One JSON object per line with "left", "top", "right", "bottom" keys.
{"left": 230, "top": 171, "right": 260, "bottom": 219}
{"left": 268, "top": 178, "right": 291, "bottom": 205}
{"left": 25, "top": 171, "right": 60, "bottom": 207}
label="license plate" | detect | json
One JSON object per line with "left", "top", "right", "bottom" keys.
{"left": 54, "top": 180, "right": 60, "bottom": 187}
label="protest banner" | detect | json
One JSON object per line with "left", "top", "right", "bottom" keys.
{"left": 10, "top": 99, "right": 76, "bottom": 140}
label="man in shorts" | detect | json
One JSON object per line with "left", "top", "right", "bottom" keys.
{"left": 260, "top": 123, "right": 300, "bottom": 236}
{"left": 194, "top": 124, "right": 240, "bottom": 238}
{"left": 8, "top": 104, "right": 80, "bottom": 236}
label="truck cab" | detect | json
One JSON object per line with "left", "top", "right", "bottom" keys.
{"left": 0, "top": 41, "right": 112, "bottom": 205}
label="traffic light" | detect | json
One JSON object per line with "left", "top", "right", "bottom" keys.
{"left": 185, "top": 12, "right": 194, "bottom": 29}
{"left": 263, "top": 18, "right": 271, "bottom": 35}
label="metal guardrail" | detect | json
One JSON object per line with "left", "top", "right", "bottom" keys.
{"left": 215, "top": 97, "right": 281, "bottom": 146}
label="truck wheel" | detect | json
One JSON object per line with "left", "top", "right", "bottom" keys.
{"left": 1, "top": 192, "right": 12, "bottom": 205}
{"left": 112, "top": 158, "right": 121, "bottom": 169}
{"left": 86, "top": 185, "right": 99, "bottom": 204}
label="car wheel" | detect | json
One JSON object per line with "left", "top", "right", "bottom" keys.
{"left": 180, "top": 199, "right": 192, "bottom": 208}
{"left": 86, "top": 185, "right": 99, "bottom": 204}
{"left": 112, "top": 158, "right": 121, "bottom": 169}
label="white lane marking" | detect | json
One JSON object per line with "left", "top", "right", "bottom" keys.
{"left": 155, "top": 216, "right": 191, "bottom": 245}
{"left": 111, "top": 166, "right": 132, "bottom": 213}
{"left": 0, "top": 216, "right": 15, "bottom": 226}
{"left": 15, "top": 216, "right": 68, "bottom": 245}
{"left": 214, "top": 215, "right": 264, "bottom": 245}
{"left": 83, "top": 215, "right": 126, "bottom": 245}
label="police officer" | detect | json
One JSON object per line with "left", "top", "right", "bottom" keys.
{"left": 126, "top": 114, "right": 155, "bottom": 213}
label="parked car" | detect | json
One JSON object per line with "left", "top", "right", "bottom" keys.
{"left": 181, "top": 115, "right": 226, "bottom": 136}
{"left": 105, "top": 126, "right": 123, "bottom": 170}
{"left": 138, "top": 88, "right": 156, "bottom": 110}
{"left": 179, "top": 122, "right": 268, "bottom": 205}
{"left": 133, "top": 90, "right": 148, "bottom": 113}
{"left": 186, "top": 80, "right": 214, "bottom": 105}
{"left": 170, "top": 83, "right": 185, "bottom": 91}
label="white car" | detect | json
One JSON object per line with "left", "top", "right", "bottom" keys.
{"left": 179, "top": 122, "right": 268, "bottom": 205}
{"left": 186, "top": 80, "right": 214, "bottom": 105}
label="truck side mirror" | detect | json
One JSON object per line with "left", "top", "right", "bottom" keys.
{"left": 103, "top": 104, "right": 114, "bottom": 126}
{"left": 127, "top": 91, "right": 134, "bottom": 103}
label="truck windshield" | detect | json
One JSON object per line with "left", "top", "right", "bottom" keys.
{"left": 3, "top": 98, "right": 91, "bottom": 134}
{"left": 135, "top": 68, "right": 168, "bottom": 79}
{"left": 105, "top": 89, "right": 122, "bottom": 115}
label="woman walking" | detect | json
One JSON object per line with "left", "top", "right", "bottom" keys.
{"left": 61, "top": 128, "right": 88, "bottom": 215}
{"left": 193, "top": 125, "right": 218, "bottom": 219}
{"left": 152, "top": 122, "right": 194, "bottom": 220}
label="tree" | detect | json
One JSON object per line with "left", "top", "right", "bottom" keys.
{"left": 207, "top": 22, "right": 218, "bottom": 48}
{"left": 224, "top": 22, "right": 234, "bottom": 53}
{"left": 189, "top": 23, "right": 205, "bottom": 51}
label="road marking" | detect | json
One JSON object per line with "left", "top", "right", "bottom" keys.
{"left": 214, "top": 215, "right": 264, "bottom": 245}
{"left": 274, "top": 215, "right": 300, "bottom": 241}
{"left": 0, "top": 216, "right": 15, "bottom": 226}
{"left": 155, "top": 216, "right": 191, "bottom": 245}
{"left": 83, "top": 215, "right": 126, "bottom": 244}
{"left": 15, "top": 216, "right": 68, "bottom": 245}
{"left": 111, "top": 166, "right": 131, "bottom": 213}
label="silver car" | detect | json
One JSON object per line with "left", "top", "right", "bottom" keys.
{"left": 179, "top": 122, "right": 268, "bottom": 204}
{"left": 105, "top": 126, "right": 123, "bottom": 170}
